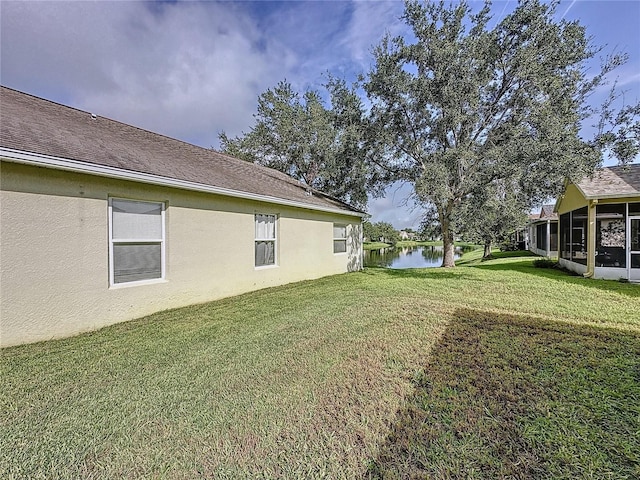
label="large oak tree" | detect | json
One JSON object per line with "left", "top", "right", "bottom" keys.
{"left": 219, "top": 79, "right": 369, "bottom": 209}
{"left": 364, "top": 0, "right": 625, "bottom": 266}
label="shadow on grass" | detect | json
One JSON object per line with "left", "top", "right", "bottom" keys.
{"left": 455, "top": 249, "right": 535, "bottom": 266}
{"left": 366, "top": 308, "right": 640, "bottom": 479}
{"left": 472, "top": 259, "right": 640, "bottom": 298}
{"left": 490, "top": 250, "right": 537, "bottom": 259}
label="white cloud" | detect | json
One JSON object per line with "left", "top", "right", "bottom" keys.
{"left": 0, "top": 1, "right": 408, "bottom": 150}
{"left": 1, "top": 1, "right": 295, "bottom": 147}
{"left": 343, "top": 1, "right": 405, "bottom": 73}
{"left": 368, "top": 182, "right": 424, "bottom": 230}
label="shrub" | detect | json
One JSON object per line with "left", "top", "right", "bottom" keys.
{"left": 533, "top": 258, "right": 557, "bottom": 269}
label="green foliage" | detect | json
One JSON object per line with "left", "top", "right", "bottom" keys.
{"left": 363, "top": 220, "right": 400, "bottom": 244}
{"left": 219, "top": 78, "right": 369, "bottom": 208}
{"left": 376, "top": 222, "right": 399, "bottom": 244}
{"left": 596, "top": 100, "right": 640, "bottom": 165}
{"left": 363, "top": 0, "right": 628, "bottom": 266}
{"left": 533, "top": 257, "right": 558, "bottom": 269}
{"left": 458, "top": 178, "right": 529, "bottom": 252}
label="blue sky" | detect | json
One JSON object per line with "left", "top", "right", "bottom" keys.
{"left": 2, "top": 0, "right": 639, "bottom": 229}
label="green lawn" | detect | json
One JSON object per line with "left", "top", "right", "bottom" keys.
{"left": 363, "top": 241, "right": 391, "bottom": 250}
{"left": 2, "top": 256, "right": 639, "bottom": 479}
{"left": 393, "top": 240, "right": 442, "bottom": 247}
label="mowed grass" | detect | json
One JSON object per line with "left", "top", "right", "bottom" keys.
{"left": 1, "top": 256, "right": 639, "bottom": 479}
{"left": 363, "top": 241, "right": 392, "bottom": 250}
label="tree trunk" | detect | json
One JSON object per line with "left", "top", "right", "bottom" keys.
{"left": 483, "top": 240, "right": 492, "bottom": 259}
{"left": 441, "top": 217, "right": 456, "bottom": 268}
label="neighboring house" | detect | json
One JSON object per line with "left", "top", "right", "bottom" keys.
{"left": 0, "top": 87, "right": 365, "bottom": 347}
{"left": 554, "top": 164, "right": 640, "bottom": 282}
{"left": 527, "top": 205, "right": 558, "bottom": 258}
{"left": 399, "top": 230, "right": 416, "bottom": 241}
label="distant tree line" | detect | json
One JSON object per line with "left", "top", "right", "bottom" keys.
{"left": 363, "top": 221, "right": 401, "bottom": 245}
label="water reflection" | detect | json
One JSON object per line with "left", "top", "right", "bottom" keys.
{"left": 364, "top": 245, "right": 465, "bottom": 269}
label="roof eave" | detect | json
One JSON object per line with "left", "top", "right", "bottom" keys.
{"left": 0, "top": 147, "right": 367, "bottom": 218}
{"left": 528, "top": 218, "right": 558, "bottom": 225}
{"left": 583, "top": 192, "right": 640, "bottom": 201}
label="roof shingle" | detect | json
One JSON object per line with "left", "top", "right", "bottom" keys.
{"left": 0, "top": 86, "right": 363, "bottom": 215}
{"left": 575, "top": 164, "right": 640, "bottom": 199}
{"left": 539, "top": 204, "right": 558, "bottom": 220}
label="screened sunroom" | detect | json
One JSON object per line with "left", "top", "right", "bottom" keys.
{"left": 555, "top": 165, "right": 640, "bottom": 282}
{"left": 559, "top": 202, "right": 640, "bottom": 280}
{"left": 528, "top": 205, "right": 558, "bottom": 258}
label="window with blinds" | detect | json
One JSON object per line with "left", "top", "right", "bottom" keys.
{"left": 255, "top": 214, "right": 277, "bottom": 267}
{"left": 109, "top": 198, "right": 165, "bottom": 285}
{"left": 333, "top": 224, "right": 347, "bottom": 254}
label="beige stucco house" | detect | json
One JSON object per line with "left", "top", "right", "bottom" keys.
{"left": 554, "top": 164, "right": 640, "bottom": 282}
{"left": 0, "top": 87, "right": 365, "bottom": 347}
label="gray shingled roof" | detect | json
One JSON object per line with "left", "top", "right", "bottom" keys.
{"left": 575, "top": 164, "right": 640, "bottom": 199}
{"left": 0, "top": 86, "right": 363, "bottom": 215}
{"left": 539, "top": 204, "right": 558, "bottom": 220}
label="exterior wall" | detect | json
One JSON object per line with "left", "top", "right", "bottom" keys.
{"left": 594, "top": 266, "right": 632, "bottom": 281}
{"left": 556, "top": 183, "right": 588, "bottom": 214}
{"left": 558, "top": 257, "right": 588, "bottom": 276}
{"left": 530, "top": 245, "right": 558, "bottom": 258}
{"left": 0, "top": 162, "right": 362, "bottom": 347}
{"left": 558, "top": 259, "right": 630, "bottom": 280}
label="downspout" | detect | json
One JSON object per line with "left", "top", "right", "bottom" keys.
{"left": 584, "top": 199, "right": 597, "bottom": 278}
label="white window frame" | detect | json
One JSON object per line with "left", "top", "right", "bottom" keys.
{"left": 333, "top": 223, "right": 348, "bottom": 254}
{"left": 255, "top": 213, "right": 278, "bottom": 268}
{"left": 108, "top": 197, "right": 166, "bottom": 287}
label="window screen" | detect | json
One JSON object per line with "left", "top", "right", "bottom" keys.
{"left": 255, "top": 214, "right": 276, "bottom": 267}
{"left": 333, "top": 224, "right": 347, "bottom": 253}
{"left": 110, "top": 199, "right": 164, "bottom": 284}
{"left": 595, "top": 203, "right": 626, "bottom": 268}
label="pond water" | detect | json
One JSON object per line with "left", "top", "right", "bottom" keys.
{"left": 364, "top": 245, "right": 465, "bottom": 269}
